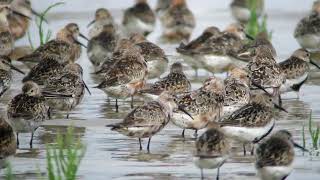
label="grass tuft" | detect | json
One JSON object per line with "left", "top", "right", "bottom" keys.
{"left": 46, "top": 126, "right": 86, "bottom": 180}
{"left": 245, "top": 0, "right": 272, "bottom": 39}
{"left": 28, "top": 2, "right": 65, "bottom": 49}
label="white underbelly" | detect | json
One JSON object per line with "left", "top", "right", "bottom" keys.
{"left": 171, "top": 112, "right": 195, "bottom": 129}
{"left": 221, "top": 120, "right": 275, "bottom": 143}
{"left": 280, "top": 73, "right": 308, "bottom": 93}
{"left": 201, "top": 55, "right": 233, "bottom": 73}
{"left": 296, "top": 34, "right": 320, "bottom": 50}
{"left": 193, "top": 155, "right": 228, "bottom": 169}
{"left": 258, "top": 165, "right": 293, "bottom": 180}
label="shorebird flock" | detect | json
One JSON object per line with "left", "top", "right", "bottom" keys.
{"left": 0, "top": 0, "right": 319, "bottom": 179}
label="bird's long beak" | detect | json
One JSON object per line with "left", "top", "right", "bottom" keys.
{"left": 11, "top": 9, "right": 32, "bottom": 20}
{"left": 83, "top": 80, "right": 92, "bottom": 95}
{"left": 87, "top": 20, "right": 95, "bottom": 28}
{"left": 273, "top": 103, "right": 288, "bottom": 113}
{"left": 178, "top": 105, "right": 194, "bottom": 120}
{"left": 79, "top": 33, "right": 89, "bottom": 41}
{"left": 310, "top": 60, "right": 320, "bottom": 69}
{"left": 245, "top": 33, "right": 255, "bottom": 40}
{"left": 9, "top": 64, "right": 25, "bottom": 75}
{"left": 42, "top": 91, "right": 73, "bottom": 98}
{"left": 73, "top": 37, "right": 87, "bottom": 48}
{"left": 237, "top": 51, "right": 251, "bottom": 58}
{"left": 293, "top": 141, "right": 309, "bottom": 152}
{"left": 251, "top": 82, "right": 273, "bottom": 96}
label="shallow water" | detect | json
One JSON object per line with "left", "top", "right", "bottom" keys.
{"left": 1, "top": 0, "right": 320, "bottom": 179}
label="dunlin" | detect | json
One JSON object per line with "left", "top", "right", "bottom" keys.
{"left": 191, "top": 23, "right": 252, "bottom": 73}
{"left": 7, "top": 81, "right": 67, "bottom": 148}
{"left": 176, "top": 26, "right": 221, "bottom": 76}
{"left": 95, "top": 39, "right": 147, "bottom": 112}
{"left": 230, "top": 0, "right": 264, "bottom": 23}
{"left": 294, "top": 1, "right": 320, "bottom": 50}
{"left": 223, "top": 67, "right": 250, "bottom": 116}
{"left": 194, "top": 123, "right": 230, "bottom": 180}
{"left": 160, "top": 0, "right": 195, "bottom": 42}
{"left": 43, "top": 63, "right": 90, "bottom": 118}
{"left": 0, "top": 116, "right": 16, "bottom": 168}
{"left": 87, "top": 8, "right": 116, "bottom": 39}
{"left": 220, "top": 93, "right": 287, "bottom": 155}
{"left": 246, "top": 45, "right": 285, "bottom": 98}
{"left": 106, "top": 91, "right": 192, "bottom": 151}
{"left": 0, "top": 56, "right": 24, "bottom": 97}
{"left": 87, "top": 24, "right": 118, "bottom": 67}
{"left": 171, "top": 76, "right": 225, "bottom": 137}
{"left": 122, "top": 0, "right": 156, "bottom": 37}
{"left": 279, "top": 48, "right": 320, "bottom": 97}
{"left": 129, "top": 33, "right": 168, "bottom": 79}
{"left": 255, "top": 130, "right": 308, "bottom": 180}
{"left": 139, "top": 62, "right": 191, "bottom": 95}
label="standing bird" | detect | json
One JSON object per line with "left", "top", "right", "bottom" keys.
{"left": 87, "top": 8, "right": 116, "bottom": 39}
{"left": 171, "top": 76, "right": 225, "bottom": 137}
{"left": 129, "top": 33, "right": 168, "bottom": 79}
{"left": 247, "top": 45, "right": 285, "bottom": 98}
{"left": 0, "top": 56, "right": 24, "bottom": 97}
{"left": 122, "top": 0, "right": 156, "bottom": 37}
{"left": 255, "top": 130, "right": 308, "bottom": 180}
{"left": 220, "top": 93, "right": 287, "bottom": 156}
{"left": 176, "top": 26, "right": 221, "bottom": 76}
{"left": 17, "top": 23, "right": 88, "bottom": 66}
{"left": 7, "top": 81, "right": 67, "bottom": 148}
{"left": 87, "top": 24, "right": 118, "bottom": 67}
{"left": 43, "top": 63, "right": 90, "bottom": 118}
{"left": 230, "top": 0, "right": 264, "bottom": 23}
{"left": 0, "top": 116, "right": 16, "bottom": 168}
{"left": 106, "top": 91, "right": 192, "bottom": 151}
{"left": 55, "top": 23, "right": 88, "bottom": 62}
{"left": 95, "top": 39, "right": 147, "bottom": 112}
{"left": 139, "top": 62, "right": 191, "bottom": 96}
{"left": 223, "top": 67, "right": 251, "bottom": 117}
{"left": 160, "top": 0, "right": 195, "bottom": 42}
{"left": 194, "top": 123, "right": 230, "bottom": 180}
{"left": 279, "top": 48, "right": 320, "bottom": 97}
{"left": 294, "top": 1, "right": 320, "bottom": 51}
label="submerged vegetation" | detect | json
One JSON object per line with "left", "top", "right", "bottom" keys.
{"left": 28, "top": 2, "right": 65, "bottom": 49}
{"left": 4, "top": 126, "right": 86, "bottom": 180}
{"left": 245, "top": 0, "right": 271, "bottom": 39}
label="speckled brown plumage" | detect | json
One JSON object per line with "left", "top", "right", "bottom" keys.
{"left": 224, "top": 77, "right": 250, "bottom": 107}
{"left": 0, "top": 116, "right": 16, "bottom": 159}
{"left": 195, "top": 128, "right": 230, "bottom": 157}
{"left": 256, "top": 130, "right": 296, "bottom": 170}
{"left": 279, "top": 56, "right": 309, "bottom": 80}
{"left": 140, "top": 62, "right": 190, "bottom": 95}
{"left": 22, "top": 57, "right": 66, "bottom": 85}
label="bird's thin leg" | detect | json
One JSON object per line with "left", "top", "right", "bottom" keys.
{"left": 182, "top": 129, "right": 185, "bottom": 138}
{"left": 251, "top": 145, "right": 255, "bottom": 155}
{"left": 139, "top": 138, "right": 142, "bottom": 150}
{"left": 16, "top": 133, "right": 19, "bottom": 148}
{"left": 131, "top": 96, "right": 134, "bottom": 109}
{"left": 115, "top": 99, "right": 119, "bottom": 112}
{"left": 216, "top": 167, "right": 220, "bottom": 180}
{"left": 201, "top": 168, "right": 204, "bottom": 180}
{"left": 194, "top": 130, "right": 198, "bottom": 138}
{"left": 30, "top": 132, "right": 34, "bottom": 149}
{"left": 147, "top": 137, "right": 152, "bottom": 152}
{"left": 243, "top": 143, "right": 246, "bottom": 156}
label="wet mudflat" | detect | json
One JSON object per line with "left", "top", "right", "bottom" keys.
{"left": 1, "top": 0, "right": 320, "bottom": 179}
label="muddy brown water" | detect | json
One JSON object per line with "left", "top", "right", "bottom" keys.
{"left": 0, "top": 0, "right": 320, "bottom": 179}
